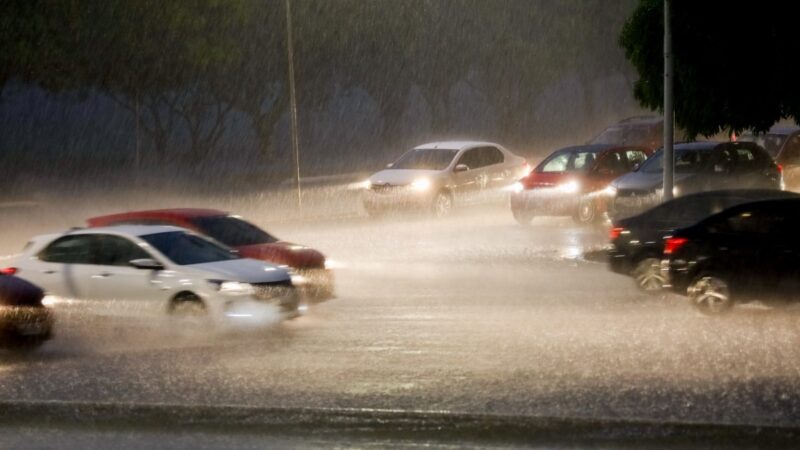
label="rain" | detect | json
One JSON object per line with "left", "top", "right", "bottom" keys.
{"left": 2, "top": 0, "right": 800, "bottom": 448}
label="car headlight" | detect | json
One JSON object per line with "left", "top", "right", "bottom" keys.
{"left": 208, "top": 280, "right": 255, "bottom": 296}
{"left": 510, "top": 181, "right": 524, "bottom": 193}
{"left": 557, "top": 180, "right": 580, "bottom": 193}
{"left": 410, "top": 178, "right": 432, "bottom": 191}
{"left": 602, "top": 185, "right": 617, "bottom": 196}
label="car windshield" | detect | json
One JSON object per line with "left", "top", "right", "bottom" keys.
{"left": 737, "top": 133, "right": 786, "bottom": 158}
{"left": 140, "top": 231, "right": 240, "bottom": 265}
{"left": 190, "top": 216, "right": 277, "bottom": 247}
{"left": 591, "top": 125, "right": 657, "bottom": 146}
{"left": 639, "top": 148, "right": 711, "bottom": 173}
{"left": 391, "top": 149, "right": 458, "bottom": 170}
{"left": 537, "top": 149, "right": 600, "bottom": 173}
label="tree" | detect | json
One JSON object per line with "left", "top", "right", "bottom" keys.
{"left": 620, "top": 0, "right": 800, "bottom": 138}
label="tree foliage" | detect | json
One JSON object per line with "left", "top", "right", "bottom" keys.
{"left": 620, "top": 0, "right": 800, "bottom": 139}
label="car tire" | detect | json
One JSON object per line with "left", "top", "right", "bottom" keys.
{"left": 431, "top": 191, "right": 453, "bottom": 218}
{"left": 512, "top": 208, "right": 534, "bottom": 225}
{"left": 169, "top": 292, "right": 210, "bottom": 333}
{"left": 688, "top": 274, "right": 734, "bottom": 315}
{"left": 632, "top": 257, "right": 665, "bottom": 293}
{"left": 573, "top": 196, "right": 599, "bottom": 224}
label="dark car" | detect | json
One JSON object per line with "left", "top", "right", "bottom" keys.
{"left": 0, "top": 273, "right": 53, "bottom": 349}
{"left": 609, "top": 190, "right": 799, "bottom": 292}
{"left": 510, "top": 144, "right": 651, "bottom": 224}
{"left": 662, "top": 198, "right": 800, "bottom": 314}
{"left": 737, "top": 125, "right": 800, "bottom": 190}
{"left": 608, "top": 141, "right": 783, "bottom": 220}
{"left": 589, "top": 116, "right": 665, "bottom": 150}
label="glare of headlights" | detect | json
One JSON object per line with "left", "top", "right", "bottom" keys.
{"left": 290, "top": 274, "right": 309, "bottom": 286}
{"left": 510, "top": 181, "right": 524, "bottom": 193}
{"left": 288, "top": 245, "right": 306, "bottom": 251}
{"left": 41, "top": 295, "right": 57, "bottom": 307}
{"left": 348, "top": 179, "right": 372, "bottom": 190}
{"left": 672, "top": 186, "right": 680, "bottom": 197}
{"left": 218, "top": 281, "right": 255, "bottom": 296}
{"left": 410, "top": 178, "right": 432, "bottom": 191}
{"left": 557, "top": 180, "right": 580, "bottom": 193}
{"left": 324, "top": 259, "right": 344, "bottom": 269}
{"left": 602, "top": 185, "right": 617, "bottom": 196}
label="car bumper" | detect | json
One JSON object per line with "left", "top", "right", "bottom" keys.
{"left": 362, "top": 189, "right": 434, "bottom": 212}
{"left": 0, "top": 306, "right": 54, "bottom": 346}
{"left": 608, "top": 248, "right": 633, "bottom": 275}
{"left": 216, "top": 286, "right": 301, "bottom": 327}
{"left": 292, "top": 268, "right": 335, "bottom": 302}
{"left": 510, "top": 190, "right": 580, "bottom": 216}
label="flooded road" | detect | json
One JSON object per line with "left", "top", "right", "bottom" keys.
{"left": 2, "top": 198, "right": 800, "bottom": 428}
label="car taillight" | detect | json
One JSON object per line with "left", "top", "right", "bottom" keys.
{"left": 0, "top": 267, "right": 18, "bottom": 275}
{"left": 777, "top": 164, "right": 783, "bottom": 174}
{"left": 664, "top": 237, "right": 688, "bottom": 255}
{"left": 609, "top": 227, "right": 624, "bottom": 240}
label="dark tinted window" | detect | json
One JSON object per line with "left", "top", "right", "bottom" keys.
{"left": 457, "top": 148, "right": 483, "bottom": 169}
{"left": 479, "top": 147, "right": 504, "bottom": 166}
{"left": 593, "top": 151, "right": 628, "bottom": 175}
{"left": 738, "top": 133, "right": 786, "bottom": 158}
{"left": 39, "top": 235, "right": 94, "bottom": 264}
{"left": 140, "top": 231, "right": 239, "bottom": 265}
{"left": 94, "top": 235, "right": 151, "bottom": 266}
{"left": 191, "top": 216, "right": 277, "bottom": 247}
{"left": 640, "top": 148, "right": 711, "bottom": 174}
{"left": 392, "top": 149, "right": 458, "bottom": 170}
{"left": 707, "top": 204, "right": 797, "bottom": 235}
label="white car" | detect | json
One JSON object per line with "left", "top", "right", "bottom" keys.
{"left": 362, "top": 141, "right": 528, "bottom": 217}
{"left": 9, "top": 225, "right": 299, "bottom": 329}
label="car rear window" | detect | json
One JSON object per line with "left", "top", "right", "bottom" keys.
{"left": 190, "top": 216, "right": 277, "bottom": 247}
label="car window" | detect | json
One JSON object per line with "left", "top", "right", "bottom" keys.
{"left": 538, "top": 150, "right": 597, "bottom": 173}
{"left": 479, "top": 147, "right": 504, "bottom": 166}
{"left": 140, "top": 231, "right": 240, "bottom": 265}
{"left": 457, "top": 148, "right": 484, "bottom": 170}
{"left": 39, "top": 235, "right": 94, "bottom": 264}
{"left": 593, "top": 151, "right": 628, "bottom": 175}
{"left": 391, "top": 149, "right": 458, "bottom": 170}
{"left": 707, "top": 205, "right": 795, "bottom": 235}
{"left": 190, "top": 216, "right": 277, "bottom": 247}
{"left": 640, "top": 148, "right": 710, "bottom": 174}
{"left": 738, "top": 133, "right": 786, "bottom": 158}
{"left": 625, "top": 150, "right": 648, "bottom": 169}
{"left": 93, "top": 235, "right": 152, "bottom": 266}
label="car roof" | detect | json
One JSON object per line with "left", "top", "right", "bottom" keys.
{"left": 88, "top": 208, "right": 227, "bottom": 225}
{"left": 414, "top": 141, "right": 500, "bottom": 151}
{"left": 614, "top": 115, "right": 663, "bottom": 125}
{"left": 68, "top": 224, "right": 187, "bottom": 237}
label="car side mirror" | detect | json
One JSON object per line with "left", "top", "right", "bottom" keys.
{"left": 129, "top": 258, "right": 164, "bottom": 270}
{"left": 454, "top": 164, "right": 469, "bottom": 173}
{"left": 632, "top": 162, "right": 641, "bottom": 172}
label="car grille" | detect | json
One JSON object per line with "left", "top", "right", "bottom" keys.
{"left": 250, "top": 280, "right": 298, "bottom": 313}
{"left": 370, "top": 183, "right": 404, "bottom": 194}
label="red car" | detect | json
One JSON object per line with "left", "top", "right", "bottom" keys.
{"left": 87, "top": 209, "right": 334, "bottom": 301}
{"left": 510, "top": 144, "right": 652, "bottom": 224}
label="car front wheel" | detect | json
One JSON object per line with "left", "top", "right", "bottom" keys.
{"left": 431, "top": 191, "right": 453, "bottom": 218}
{"left": 688, "top": 275, "right": 734, "bottom": 315}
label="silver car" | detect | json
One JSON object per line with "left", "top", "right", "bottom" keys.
{"left": 10, "top": 225, "right": 299, "bottom": 329}
{"left": 362, "top": 141, "right": 528, "bottom": 217}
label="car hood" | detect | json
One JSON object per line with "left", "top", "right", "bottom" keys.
{"left": 612, "top": 171, "right": 695, "bottom": 191}
{"left": 188, "top": 258, "right": 291, "bottom": 284}
{"left": 236, "top": 242, "right": 325, "bottom": 269}
{"left": 369, "top": 169, "right": 441, "bottom": 186}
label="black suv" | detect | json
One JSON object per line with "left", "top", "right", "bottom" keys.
{"left": 663, "top": 198, "right": 800, "bottom": 314}
{"left": 608, "top": 141, "right": 782, "bottom": 220}
{"left": 608, "top": 190, "right": 798, "bottom": 292}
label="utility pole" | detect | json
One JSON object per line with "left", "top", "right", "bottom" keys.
{"left": 662, "top": 0, "right": 674, "bottom": 201}
{"left": 285, "top": 0, "right": 302, "bottom": 208}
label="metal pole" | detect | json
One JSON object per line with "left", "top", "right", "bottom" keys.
{"left": 134, "top": 91, "right": 141, "bottom": 181}
{"left": 285, "top": 0, "right": 302, "bottom": 208}
{"left": 662, "top": 0, "right": 674, "bottom": 201}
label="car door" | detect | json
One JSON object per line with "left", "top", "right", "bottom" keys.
{"left": 452, "top": 147, "right": 488, "bottom": 196}
{"left": 82, "top": 234, "right": 166, "bottom": 315}
{"left": 705, "top": 146, "right": 739, "bottom": 190}
{"left": 33, "top": 234, "right": 96, "bottom": 300}
{"left": 481, "top": 146, "right": 510, "bottom": 188}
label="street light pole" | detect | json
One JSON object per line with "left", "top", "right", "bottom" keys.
{"left": 285, "top": 0, "right": 302, "bottom": 208}
{"left": 662, "top": 0, "right": 674, "bottom": 201}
